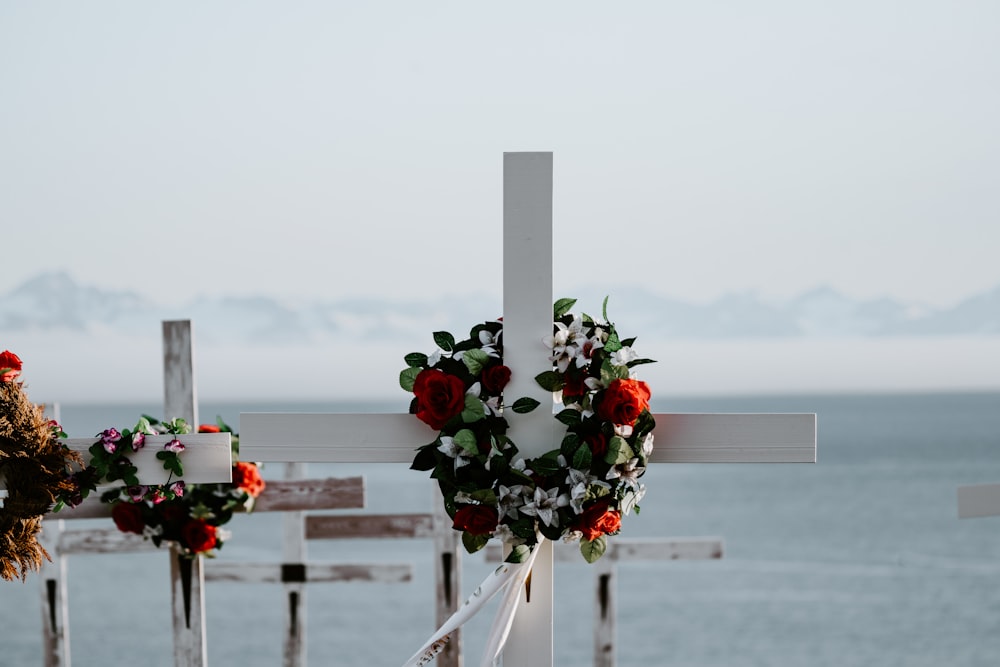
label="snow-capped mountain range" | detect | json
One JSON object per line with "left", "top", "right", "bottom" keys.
{"left": 3, "top": 272, "right": 999, "bottom": 343}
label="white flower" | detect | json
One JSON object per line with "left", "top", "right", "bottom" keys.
{"left": 640, "top": 432, "right": 654, "bottom": 458}
{"left": 493, "top": 524, "right": 526, "bottom": 547}
{"left": 427, "top": 349, "right": 442, "bottom": 366}
{"left": 497, "top": 484, "right": 527, "bottom": 519}
{"left": 610, "top": 346, "right": 638, "bottom": 367}
{"left": 437, "top": 437, "right": 471, "bottom": 471}
{"left": 565, "top": 468, "right": 610, "bottom": 514}
{"left": 620, "top": 484, "right": 647, "bottom": 516}
{"left": 520, "top": 486, "right": 570, "bottom": 527}
{"left": 606, "top": 458, "right": 644, "bottom": 486}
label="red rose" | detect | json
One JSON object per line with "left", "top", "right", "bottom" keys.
{"left": 0, "top": 350, "right": 22, "bottom": 383}
{"left": 413, "top": 369, "right": 466, "bottom": 430}
{"left": 562, "top": 370, "right": 588, "bottom": 398}
{"left": 111, "top": 502, "right": 146, "bottom": 535}
{"left": 481, "top": 364, "right": 512, "bottom": 394}
{"left": 232, "top": 461, "right": 266, "bottom": 498}
{"left": 181, "top": 519, "right": 218, "bottom": 553}
{"left": 452, "top": 505, "right": 499, "bottom": 536}
{"left": 575, "top": 499, "right": 622, "bottom": 542}
{"left": 596, "top": 378, "right": 651, "bottom": 426}
{"left": 197, "top": 424, "right": 221, "bottom": 433}
{"left": 584, "top": 431, "right": 609, "bottom": 457}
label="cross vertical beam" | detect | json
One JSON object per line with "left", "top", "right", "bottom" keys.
{"left": 502, "top": 152, "right": 560, "bottom": 667}
{"left": 163, "top": 320, "right": 208, "bottom": 667}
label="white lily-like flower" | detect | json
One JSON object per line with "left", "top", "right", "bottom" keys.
{"left": 493, "top": 523, "right": 526, "bottom": 547}
{"left": 610, "top": 346, "right": 638, "bottom": 367}
{"left": 606, "top": 457, "right": 644, "bottom": 486}
{"left": 574, "top": 336, "right": 605, "bottom": 368}
{"left": 520, "top": 486, "right": 570, "bottom": 527}
{"left": 437, "top": 437, "right": 471, "bottom": 471}
{"left": 497, "top": 484, "right": 527, "bottom": 519}
{"left": 427, "top": 349, "right": 442, "bottom": 366}
{"left": 640, "top": 432, "right": 654, "bottom": 458}
{"left": 565, "top": 468, "right": 610, "bottom": 514}
{"left": 620, "top": 484, "right": 647, "bottom": 516}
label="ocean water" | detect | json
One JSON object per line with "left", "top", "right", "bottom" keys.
{"left": 2, "top": 392, "right": 999, "bottom": 666}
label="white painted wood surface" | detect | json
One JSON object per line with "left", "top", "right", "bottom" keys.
{"left": 58, "top": 433, "right": 233, "bottom": 485}
{"left": 958, "top": 483, "right": 1000, "bottom": 518}
{"left": 282, "top": 462, "right": 307, "bottom": 667}
{"left": 238, "top": 152, "right": 817, "bottom": 667}
{"left": 163, "top": 320, "right": 199, "bottom": 430}
{"left": 239, "top": 413, "right": 816, "bottom": 464}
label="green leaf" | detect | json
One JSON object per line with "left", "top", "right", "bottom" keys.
{"left": 461, "top": 531, "right": 490, "bottom": 554}
{"left": 627, "top": 357, "right": 657, "bottom": 368}
{"left": 469, "top": 488, "right": 498, "bottom": 505}
{"left": 554, "top": 409, "right": 581, "bottom": 426}
{"left": 581, "top": 535, "right": 608, "bottom": 563}
{"left": 462, "top": 348, "right": 490, "bottom": 376}
{"left": 553, "top": 298, "right": 577, "bottom": 319}
{"left": 604, "top": 329, "right": 622, "bottom": 353}
{"left": 572, "top": 444, "right": 592, "bottom": 470}
{"left": 404, "top": 352, "right": 428, "bottom": 368}
{"left": 530, "top": 455, "right": 561, "bottom": 476}
{"left": 505, "top": 544, "right": 532, "bottom": 564}
{"left": 534, "top": 370, "right": 564, "bottom": 392}
{"left": 453, "top": 429, "right": 480, "bottom": 456}
{"left": 511, "top": 397, "right": 540, "bottom": 414}
{"left": 461, "top": 394, "right": 486, "bottom": 423}
{"left": 410, "top": 444, "right": 439, "bottom": 471}
{"left": 433, "top": 331, "right": 456, "bottom": 352}
{"left": 601, "top": 295, "right": 610, "bottom": 322}
{"left": 399, "top": 366, "right": 421, "bottom": 392}
{"left": 605, "top": 436, "right": 634, "bottom": 465}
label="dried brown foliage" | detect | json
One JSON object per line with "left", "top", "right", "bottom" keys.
{"left": 0, "top": 382, "right": 82, "bottom": 581}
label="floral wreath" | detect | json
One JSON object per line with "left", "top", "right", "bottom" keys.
{"left": 89, "top": 417, "right": 266, "bottom": 558}
{"left": 402, "top": 298, "right": 655, "bottom": 564}
{"left": 0, "top": 350, "right": 82, "bottom": 581}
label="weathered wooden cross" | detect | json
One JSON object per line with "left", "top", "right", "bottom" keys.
{"left": 239, "top": 152, "right": 817, "bottom": 666}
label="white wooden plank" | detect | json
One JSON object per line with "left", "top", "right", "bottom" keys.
{"left": 203, "top": 562, "right": 413, "bottom": 584}
{"left": 484, "top": 537, "right": 724, "bottom": 563}
{"left": 306, "top": 513, "right": 436, "bottom": 540}
{"left": 57, "top": 528, "right": 158, "bottom": 555}
{"left": 163, "top": 320, "right": 198, "bottom": 428}
{"left": 252, "top": 476, "right": 365, "bottom": 513}
{"left": 958, "top": 483, "right": 1000, "bottom": 518}
{"left": 239, "top": 412, "right": 816, "bottom": 464}
{"left": 59, "top": 433, "right": 233, "bottom": 485}
{"left": 170, "top": 547, "right": 207, "bottom": 667}
{"left": 282, "top": 462, "right": 307, "bottom": 667}
{"left": 503, "top": 151, "right": 557, "bottom": 667}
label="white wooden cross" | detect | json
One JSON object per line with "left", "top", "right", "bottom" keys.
{"left": 239, "top": 152, "right": 817, "bottom": 667}
{"left": 958, "top": 483, "right": 1000, "bottom": 519}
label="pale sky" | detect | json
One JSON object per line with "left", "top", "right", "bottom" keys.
{"left": 2, "top": 1, "right": 999, "bottom": 310}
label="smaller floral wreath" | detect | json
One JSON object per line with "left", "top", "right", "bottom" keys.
{"left": 93, "top": 418, "right": 266, "bottom": 558}
{"left": 402, "top": 298, "right": 655, "bottom": 563}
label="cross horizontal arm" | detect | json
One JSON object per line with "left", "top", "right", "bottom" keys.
{"left": 60, "top": 433, "right": 234, "bottom": 485}
{"left": 239, "top": 412, "right": 816, "bottom": 464}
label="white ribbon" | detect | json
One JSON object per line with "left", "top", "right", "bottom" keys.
{"left": 401, "top": 538, "right": 543, "bottom": 667}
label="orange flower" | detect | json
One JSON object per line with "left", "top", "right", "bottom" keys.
{"left": 197, "top": 424, "right": 221, "bottom": 433}
{"left": 232, "top": 461, "right": 266, "bottom": 498}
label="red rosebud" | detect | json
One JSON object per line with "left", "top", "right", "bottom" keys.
{"left": 596, "top": 378, "right": 651, "bottom": 426}
{"left": 0, "top": 349, "right": 22, "bottom": 383}
{"left": 413, "top": 368, "right": 466, "bottom": 430}
{"left": 197, "top": 424, "right": 221, "bottom": 433}
{"left": 584, "top": 431, "right": 609, "bottom": 457}
{"left": 481, "top": 364, "right": 512, "bottom": 394}
{"left": 111, "top": 502, "right": 146, "bottom": 535}
{"left": 181, "top": 519, "right": 218, "bottom": 553}
{"left": 575, "top": 499, "right": 622, "bottom": 542}
{"left": 452, "top": 504, "right": 499, "bottom": 536}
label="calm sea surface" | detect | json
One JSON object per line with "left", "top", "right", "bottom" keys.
{"left": 2, "top": 392, "right": 999, "bottom": 667}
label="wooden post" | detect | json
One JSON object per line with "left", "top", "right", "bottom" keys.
{"left": 163, "top": 320, "right": 207, "bottom": 667}
{"left": 38, "top": 404, "right": 71, "bottom": 667}
{"left": 283, "top": 462, "right": 307, "bottom": 667}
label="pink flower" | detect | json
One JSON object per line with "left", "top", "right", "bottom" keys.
{"left": 101, "top": 428, "right": 122, "bottom": 453}
{"left": 126, "top": 485, "right": 148, "bottom": 502}
{"left": 169, "top": 481, "right": 185, "bottom": 497}
{"left": 163, "top": 439, "right": 185, "bottom": 454}
{"left": 131, "top": 432, "right": 146, "bottom": 451}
